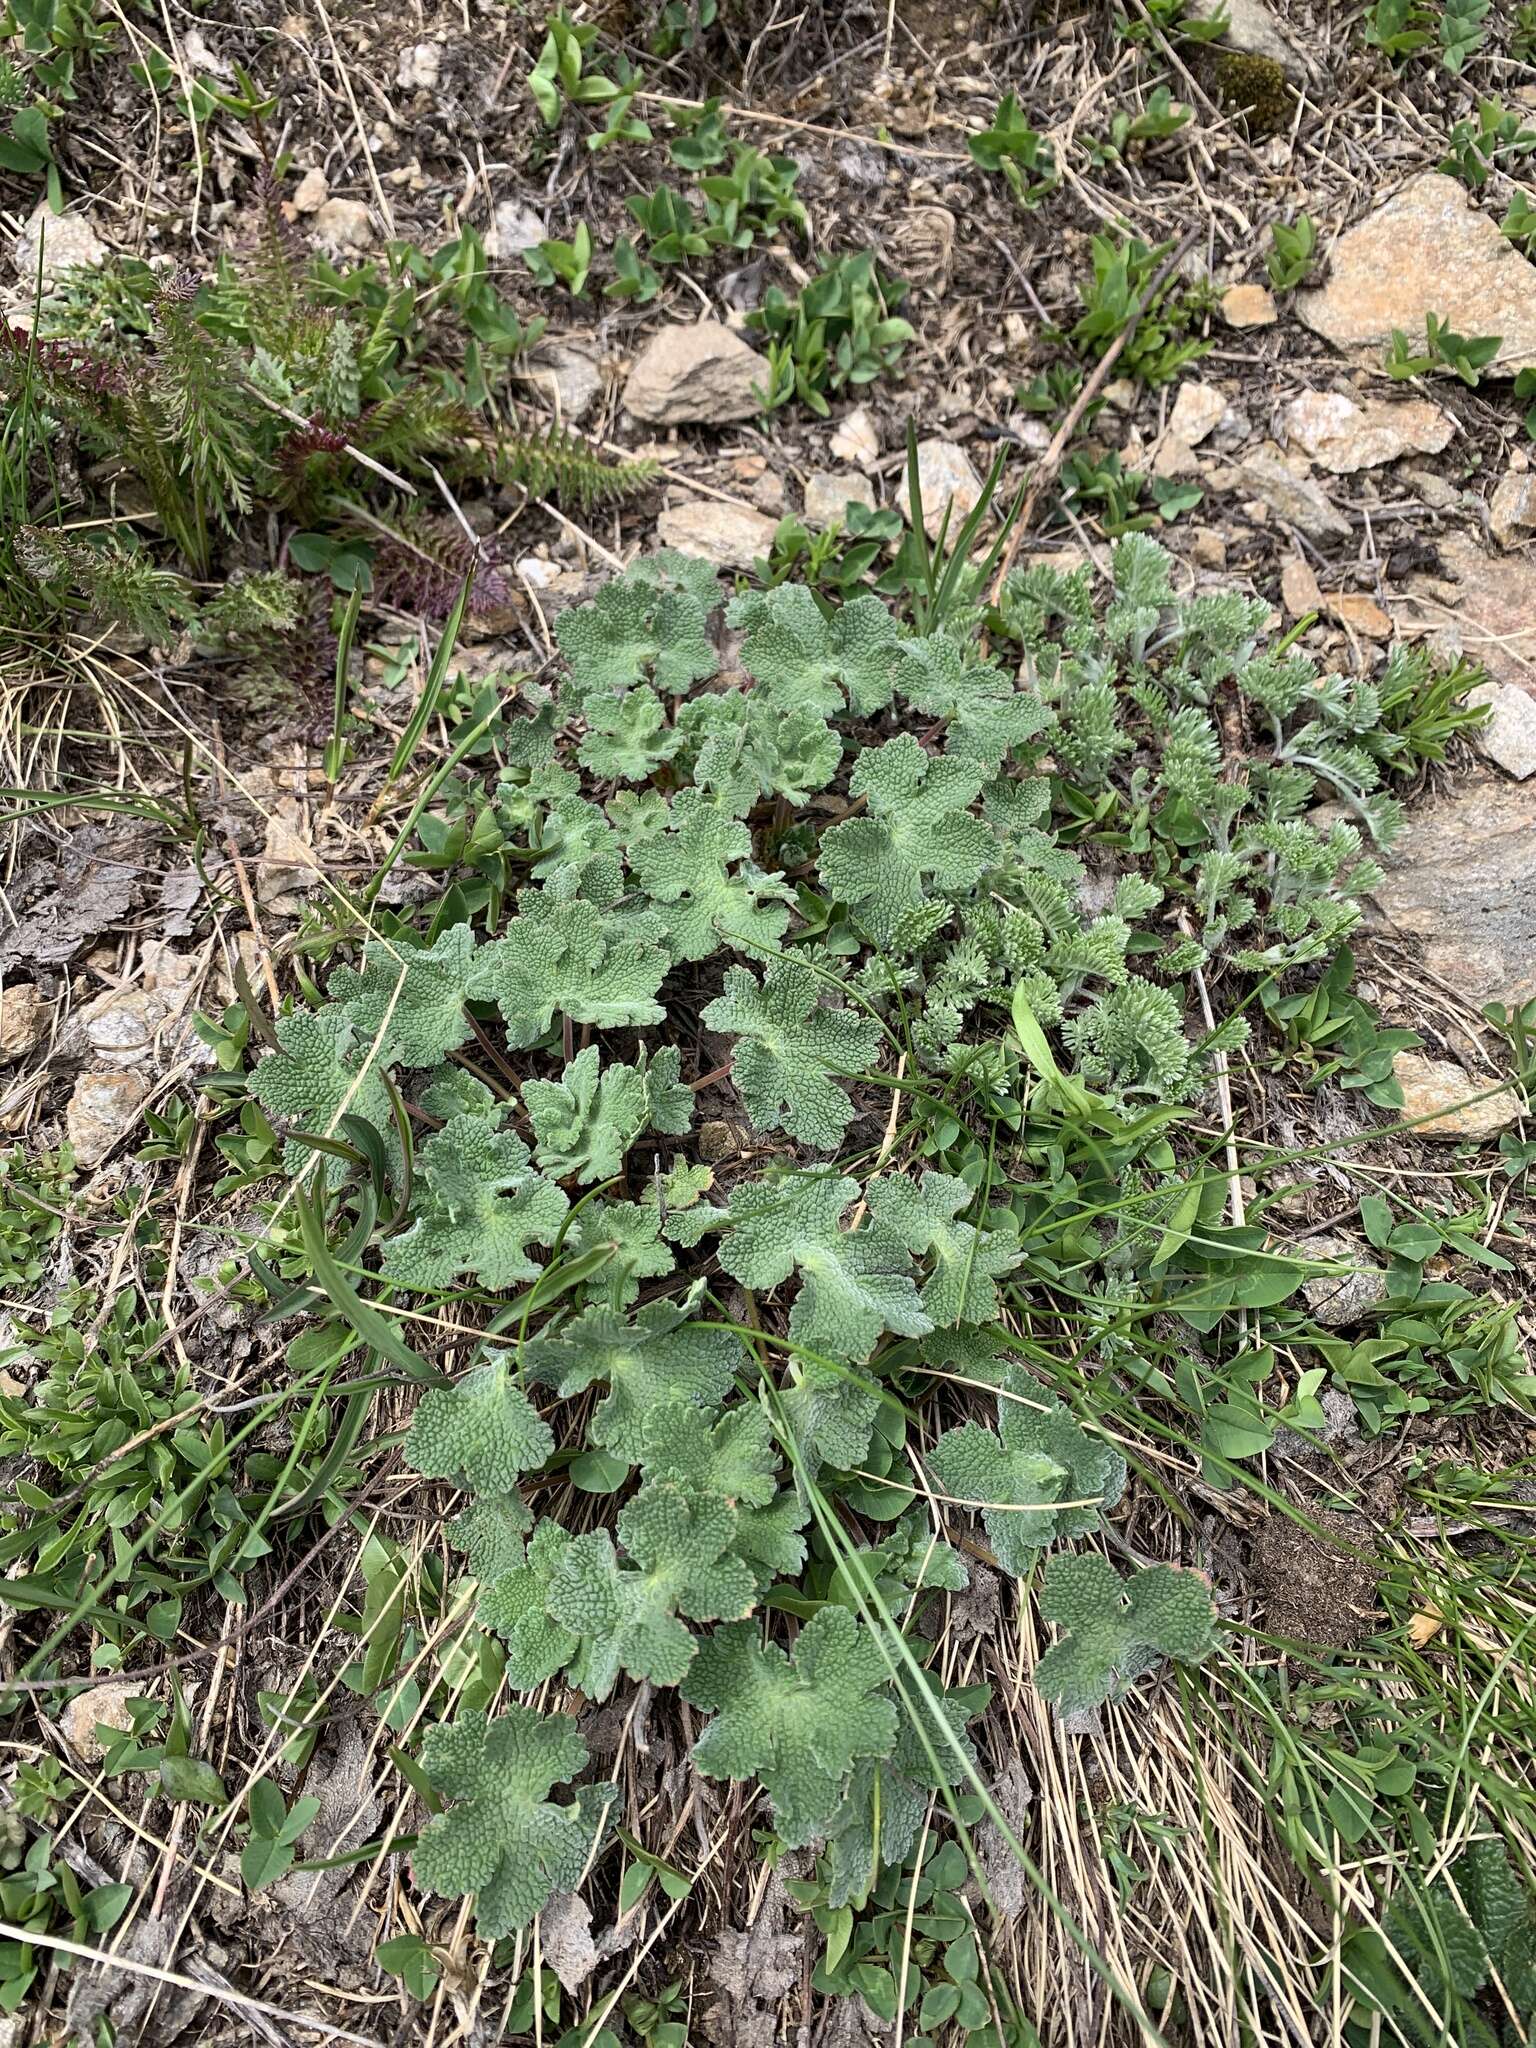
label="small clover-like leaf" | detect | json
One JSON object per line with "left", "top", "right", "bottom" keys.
{"left": 702, "top": 957, "right": 881, "bottom": 1152}
{"left": 1033, "top": 1553, "right": 1219, "bottom": 1715}
{"left": 413, "top": 1704, "right": 593, "bottom": 1938}
{"left": 525, "top": 1296, "right": 743, "bottom": 1462}
{"left": 817, "top": 734, "right": 994, "bottom": 945}
{"left": 684, "top": 1608, "right": 898, "bottom": 1848}
{"left": 249, "top": 1009, "right": 395, "bottom": 1181}
{"left": 477, "top": 1519, "right": 579, "bottom": 1689}
{"left": 925, "top": 1391, "right": 1125, "bottom": 1576}
{"left": 328, "top": 923, "right": 477, "bottom": 1070}
{"left": 720, "top": 1173, "right": 931, "bottom": 1363}
{"left": 382, "top": 1116, "right": 568, "bottom": 1292}
{"left": 555, "top": 552, "right": 719, "bottom": 699}
{"left": 468, "top": 891, "right": 670, "bottom": 1047}
{"left": 404, "top": 1357, "right": 555, "bottom": 1495}
{"left": 546, "top": 1482, "right": 757, "bottom": 1698}
{"left": 631, "top": 790, "right": 794, "bottom": 964}
{"left": 866, "top": 1171, "right": 1024, "bottom": 1326}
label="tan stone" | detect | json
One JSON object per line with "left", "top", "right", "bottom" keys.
{"left": 1392, "top": 1052, "right": 1520, "bottom": 1140}
{"left": 0, "top": 984, "right": 48, "bottom": 1062}
{"left": 1369, "top": 771, "right": 1536, "bottom": 1007}
{"left": 1221, "top": 284, "right": 1278, "bottom": 329}
{"left": 1489, "top": 471, "right": 1536, "bottom": 549}
{"left": 1240, "top": 455, "right": 1351, "bottom": 542}
{"left": 60, "top": 1682, "right": 144, "bottom": 1762}
{"left": 1168, "top": 379, "right": 1228, "bottom": 446}
{"left": 655, "top": 498, "right": 778, "bottom": 570}
{"left": 1409, "top": 538, "right": 1536, "bottom": 695}
{"left": 310, "top": 197, "right": 374, "bottom": 253}
{"left": 1188, "top": 527, "right": 1228, "bottom": 571}
{"left": 829, "top": 405, "right": 879, "bottom": 468}
{"left": 1467, "top": 680, "right": 1536, "bottom": 780}
{"left": 1298, "top": 173, "right": 1536, "bottom": 376}
{"left": 1280, "top": 556, "right": 1323, "bottom": 616}
{"left": 291, "top": 167, "right": 328, "bottom": 214}
{"left": 905, "top": 439, "right": 984, "bottom": 540}
{"left": 802, "top": 470, "right": 877, "bottom": 527}
{"left": 1283, "top": 391, "right": 1452, "bottom": 474}
{"left": 622, "top": 321, "right": 764, "bottom": 426}
{"left": 1328, "top": 593, "right": 1392, "bottom": 640}
{"left": 66, "top": 1070, "right": 149, "bottom": 1167}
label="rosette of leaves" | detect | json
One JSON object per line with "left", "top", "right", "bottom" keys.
{"left": 925, "top": 1387, "right": 1126, "bottom": 1575}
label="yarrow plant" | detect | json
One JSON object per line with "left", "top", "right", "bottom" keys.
{"left": 228, "top": 531, "right": 1483, "bottom": 1944}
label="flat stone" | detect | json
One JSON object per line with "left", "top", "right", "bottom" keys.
{"left": 1489, "top": 471, "right": 1536, "bottom": 550}
{"left": 1151, "top": 432, "right": 1201, "bottom": 478}
{"left": 396, "top": 40, "right": 441, "bottom": 89}
{"left": 1168, "top": 379, "right": 1228, "bottom": 446}
{"left": 830, "top": 404, "right": 879, "bottom": 468}
{"left": 66, "top": 1070, "right": 149, "bottom": 1167}
{"left": 1467, "top": 680, "right": 1536, "bottom": 780}
{"left": 1297, "top": 172, "right": 1536, "bottom": 377}
{"left": 1187, "top": 0, "right": 1308, "bottom": 78}
{"left": 291, "top": 168, "right": 329, "bottom": 214}
{"left": 1238, "top": 454, "right": 1351, "bottom": 542}
{"left": 803, "top": 469, "right": 877, "bottom": 527}
{"left": 486, "top": 199, "right": 545, "bottom": 258}
{"left": 310, "top": 198, "right": 374, "bottom": 254}
{"left": 1280, "top": 555, "right": 1323, "bottom": 615}
{"left": 1369, "top": 770, "right": 1536, "bottom": 1008}
{"left": 1392, "top": 1052, "right": 1520, "bottom": 1140}
{"left": 519, "top": 340, "right": 603, "bottom": 424}
{"left": 11, "top": 203, "right": 106, "bottom": 290}
{"left": 60, "top": 1682, "right": 144, "bottom": 1763}
{"left": 1221, "top": 283, "right": 1277, "bottom": 329}
{"left": 905, "top": 438, "right": 983, "bottom": 540}
{"left": 1301, "top": 1235, "right": 1387, "bottom": 1328}
{"left": 1329, "top": 593, "right": 1392, "bottom": 640}
{"left": 655, "top": 498, "right": 778, "bottom": 570}
{"left": 83, "top": 987, "right": 159, "bottom": 1065}
{"left": 1283, "top": 391, "right": 1452, "bottom": 474}
{"left": 1187, "top": 527, "right": 1227, "bottom": 570}
{"left": 1412, "top": 538, "right": 1536, "bottom": 695}
{"left": 0, "top": 984, "right": 47, "bottom": 1061}
{"left": 258, "top": 798, "right": 314, "bottom": 904}
{"left": 622, "top": 321, "right": 764, "bottom": 426}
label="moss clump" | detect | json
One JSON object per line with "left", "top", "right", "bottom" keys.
{"left": 1212, "top": 52, "right": 1293, "bottom": 135}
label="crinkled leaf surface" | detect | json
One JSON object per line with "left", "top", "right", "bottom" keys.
{"left": 546, "top": 1483, "right": 757, "bottom": 1697}
{"left": 818, "top": 733, "right": 994, "bottom": 944}
{"left": 328, "top": 923, "right": 477, "bottom": 1070}
{"left": 702, "top": 957, "right": 881, "bottom": 1152}
{"left": 383, "top": 1116, "right": 567, "bottom": 1291}
{"left": 526, "top": 1298, "right": 742, "bottom": 1461}
{"left": 720, "top": 1173, "right": 931, "bottom": 1362}
{"left": 1033, "top": 1553, "right": 1219, "bottom": 1715}
{"left": 523, "top": 1045, "right": 691, "bottom": 1185}
{"left": 469, "top": 893, "right": 670, "bottom": 1046}
{"left": 249, "top": 1009, "right": 394, "bottom": 1178}
{"left": 728, "top": 585, "right": 903, "bottom": 717}
{"left": 555, "top": 552, "right": 718, "bottom": 698}
{"left": 414, "top": 1704, "right": 592, "bottom": 1938}
{"left": 867, "top": 1170, "right": 1025, "bottom": 1326}
{"left": 632, "top": 791, "right": 794, "bottom": 964}
{"left": 478, "top": 1519, "right": 579, "bottom": 1689}
{"left": 404, "top": 1358, "right": 554, "bottom": 1494}
{"left": 684, "top": 1607, "right": 898, "bottom": 1847}
{"left": 926, "top": 1393, "right": 1125, "bottom": 1576}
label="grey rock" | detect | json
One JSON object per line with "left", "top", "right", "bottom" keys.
{"left": 11, "top": 202, "right": 106, "bottom": 290}
{"left": 1186, "top": 0, "right": 1308, "bottom": 78}
{"left": 905, "top": 438, "right": 983, "bottom": 540}
{"left": 1467, "top": 680, "right": 1536, "bottom": 780}
{"left": 66, "top": 1070, "right": 149, "bottom": 1167}
{"left": 1298, "top": 173, "right": 1536, "bottom": 377}
{"left": 1368, "top": 769, "right": 1536, "bottom": 1007}
{"left": 1238, "top": 453, "right": 1352, "bottom": 542}
{"left": 1283, "top": 391, "right": 1452, "bottom": 473}
{"left": 802, "top": 469, "right": 876, "bottom": 527}
{"left": 519, "top": 339, "right": 603, "bottom": 424}
{"left": 1301, "top": 1234, "right": 1387, "bottom": 1328}
{"left": 622, "top": 320, "right": 764, "bottom": 426}
{"left": 655, "top": 498, "right": 778, "bottom": 569}
{"left": 1489, "top": 470, "right": 1536, "bottom": 549}
{"left": 486, "top": 199, "right": 546, "bottom": 258}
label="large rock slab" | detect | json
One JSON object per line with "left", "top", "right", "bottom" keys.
{"left": 1282, "top": 391, "right": 1451, "bottom": 473}
{"left": 1298, "top": 173, "right": 1536, "bottom": 377}
{"left": 1368, "top": 771, "right": 1536, "bottom": 1008}
{"left": 1407, "top": 538, "right": 1536, "bottom": 696}
{"left": 622, "top": 321, "right": 764, "bottom": 425}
